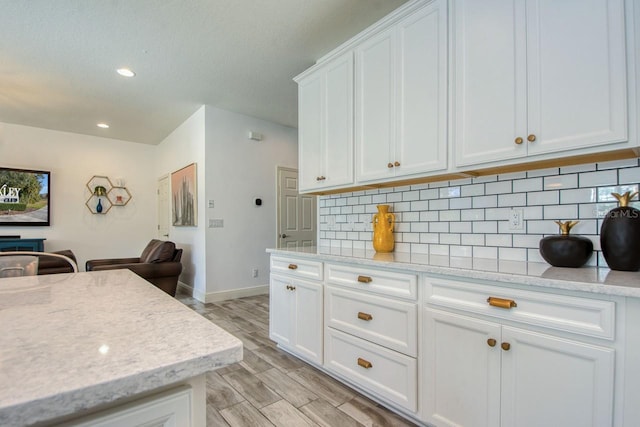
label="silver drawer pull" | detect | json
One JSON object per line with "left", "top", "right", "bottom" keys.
{"left": 357, "top": 312, "right": 373, "bottom": 321}
{"left": 357, "top": 357, "right": 373, "bottom": 369}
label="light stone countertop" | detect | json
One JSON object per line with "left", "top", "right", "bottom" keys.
{"left": 267, "top": 246, "right": 640, "bottom": 298}
{"left": 0, "top": 269, "right": 243, "bottom": 427}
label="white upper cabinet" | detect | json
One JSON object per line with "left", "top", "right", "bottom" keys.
{"left": 356, "top": 0, "right": 448, "bottom": 183}
{"left": 453, "top": 0, "right": 629, "bottom": 168}
{"left": 297, "top": 52, "right": 354, "bottom": 193}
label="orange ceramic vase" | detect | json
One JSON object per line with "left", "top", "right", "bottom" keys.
{"left": 372, "top": 204, "right": 395, "bottom": 252}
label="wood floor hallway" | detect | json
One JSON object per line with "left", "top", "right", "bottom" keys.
{"left": 176, "top": 294, "right": 418, "bottom": 427}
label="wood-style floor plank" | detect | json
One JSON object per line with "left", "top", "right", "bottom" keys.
{"left": 260, "top": 399, "right": 316, "bottom": 426}
{"left": 175, "top": 293, "right": 418, "bottom": 427}
{"left": 220, "top": 401, "right": 275, "bottom": 427}
{"left": 255, "top": 368, "right": 319, "bottom": 408}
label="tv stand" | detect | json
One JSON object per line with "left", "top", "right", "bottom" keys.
{"left": 0, "top": 238, "right": 46, "bottom": 252}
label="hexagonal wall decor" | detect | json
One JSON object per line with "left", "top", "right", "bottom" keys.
{"left": 85, "top": 175, "right": 132, "bottom": 214}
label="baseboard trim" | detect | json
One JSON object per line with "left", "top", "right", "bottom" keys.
{"left": 177, "top": 282, "right": 269, "bottom": 303}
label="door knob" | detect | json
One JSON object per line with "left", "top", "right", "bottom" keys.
{"left": 387, "top": 163, "right": 394, "bottom": 168}
{"left": 394, "top": 161, "right": 400, "bottom": 167}
{"left": 515, "top": 137, "right": 523, "bottom": 145}
{"left": 487, "top": 338, "right": 497, "bottom": 347}
{"left": 501, "top": 342, "right": 511, "bottom": 351}
{"left": 280, "top": 234, "right": 288, "bottom": 238}
{"left": 527, "top": 134, "right": 536, "bottom": 142}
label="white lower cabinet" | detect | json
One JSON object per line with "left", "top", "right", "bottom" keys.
{"left": 423, "top": 282, "right": 616, "bottom": 427}
{"left": 270, "top": 273, "right": 323, "bottom": 365}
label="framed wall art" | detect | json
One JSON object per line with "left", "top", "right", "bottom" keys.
{"left": 171, "top": 163, "right": 197, "bottom": 226}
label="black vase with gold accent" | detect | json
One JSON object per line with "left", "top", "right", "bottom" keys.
{"left": 539, "top": 220, "right": 593, "bottom": 268}
{"left": 600, "top": 192, "right": 640, "bottom": 271}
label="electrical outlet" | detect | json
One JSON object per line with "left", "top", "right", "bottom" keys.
{"left": 252, "top": 268, "right": 258, "bottom": 278}
{"left": 209, "top": 219, "right": 224, "bottom": 228}
{"left": 509, "top": 208, "right": 524, "bottom": 230}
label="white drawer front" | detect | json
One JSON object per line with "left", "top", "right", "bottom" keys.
{"left": 325, "top": 263, "right": 417, "bottom": 301}
{"left": 425, "top": 277, "right": 615, "bottom": 340}
{"left": 325, "top": 328, "right": 417, "bottom": 412}
{"left": 326, "top": 285, "right": 417, "bottom": 357}
{"left": 271, "top": 256, "right": 323, "bottom": 280}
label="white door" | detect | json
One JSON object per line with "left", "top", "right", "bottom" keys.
{"left": 395, "top": 0, "right": 448, "bottom": 177}
{"left": 423, "top": 308, "right": 501, "bottom": 427}
{"left": 157, "top": 175, "right": 170, "bottom": 239}
{"left": 269, "top": 275, "right": 293, "bottom": 347}
{"left": 292, "top": 279, "right": 323, "bottom": 364}
{"left": 500, "top": 326, "right": 615, "bottom": 427}
{"left": 452, "top": 0, "right": 528, "bottom": 167}
{"left": 525, "top": 0, "right": 627, "bottom": 155}
{"left": 355, "top": 26, "right": 395, "bottom": 182}
{"left": 277, "top": 167, "right": 316, "bottom": 249}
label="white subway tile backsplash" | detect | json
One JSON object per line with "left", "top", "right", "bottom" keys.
{"left": 420, "top": 188, "right": 439, "bottom": 200}
{"left": 597, "top": 158, "right": 639, "bottom": 170}
{"left": 527, "top": 191, "right": 559, "bottom": 205}
{"left": 450, "top": 197, "right": 472, "bottom": 209}
{"left": 619, "top": 167, "right": 640, "bottom": 184}
{"left": 499, "top": 247, "right": 527, "bottom": 261}
{"left": 461, "top": 209, "right": 485, "bottom": 221}
{"left": 579, "top": 170, "right": 617, "bottom": 187}
{"left": 560, "top": 188, "right": 596, "bottom": 204}
{"left": 403, "top": 191, "right": 420, "bottom": 201}
{"left": 543, "top": 204, "right": 578, "bottom": 221}
{"left": 544, "top": 174, "right": 577, "bottom": 190}
{"left": 461, "top": 184, "right": 485, "bottom": 197}
{"left": 473, "top": 195, "right": 498, "bottom": 208}
{"left": 439, "top": 186, "right": 461, "bottom": 198}
{"left": 430, "top": 199, "right": 450, "bottom": 210}
{"left": 474, "top": 246, "right": 497, "bottom": 259}
{"left": 498, "top": 193, "right": 527, "bottom": 207}
{"left": 486, "top": 181, "right": 512, "bottom": 195}
{"left": 513, "top": 177, "right": 543, "bottom": 193}
{"left": 527, "top": 168, "right": 560, "bottom": 177}
{"left": 318, "top": 160, "right": 635, "bottom": 266}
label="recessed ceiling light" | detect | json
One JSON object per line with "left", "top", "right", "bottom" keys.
{"left": 97, "top": 123, "right": 110, "bottom": 129}
{"left": 116, "top": 68, "right": 135, "bottom": 77}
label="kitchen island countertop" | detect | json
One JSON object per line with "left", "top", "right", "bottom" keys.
{"left": 0, "top": 269, "right": 242, "bottom": 426}
{"left": 267, "top": 246, "right": 640, "bottom": 298}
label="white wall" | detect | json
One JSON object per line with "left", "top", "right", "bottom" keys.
{"left": 0, "top": 122, "right": 157, "bottom": 269}
{"left": 155, "top": 106, "right": 207, "bottom": 296}
{"left": 204, "top": 106, "right": 297, "bottom": 301}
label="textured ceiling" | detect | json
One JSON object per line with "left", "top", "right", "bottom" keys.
{"left": 0, "top": 0, "right": 407, "bottom": 144}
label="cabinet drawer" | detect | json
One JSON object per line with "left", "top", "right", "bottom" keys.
{"left": 325, "top": 328, "right": 417, "bottom": 412}
{"left": 325, "top": 285, "right": 417, "bottom": 357}
{"left": 271, "top": 256, "right": 323, "bottom": 280}
{"left": 425, "top": 277, "right": 615, "bottom": 340}
{"left": 325, "top": 263, "right": 417, "bottom": 301}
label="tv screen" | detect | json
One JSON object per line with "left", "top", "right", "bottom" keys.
{"left": 0, "top": 167, "right": 50, "bottom": 226}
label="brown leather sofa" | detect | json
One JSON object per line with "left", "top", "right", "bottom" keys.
{"left": 37, "top": 250, "right": 78, "bottom": 275}
{"left": 85, "top": 239, "right": 183, "bottom": 296}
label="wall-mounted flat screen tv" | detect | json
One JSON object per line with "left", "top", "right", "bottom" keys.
{"left": 0, "top": 167, "right": 50, "bottom": 226}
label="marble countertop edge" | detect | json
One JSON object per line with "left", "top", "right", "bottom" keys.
{"left": 2, "top": 343, "right": 242, "bottom": 427}
{"left": 267, "top": 247, "right": 640, "bottom": 298}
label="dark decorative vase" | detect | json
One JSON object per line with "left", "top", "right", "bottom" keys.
{"left": 96, "top": 198, "right": 103, "bottom": 213}
{"left": 539, "top": 220, "right": 593, "bottom": 268}
{"left": 600, "top": 192, "right": 640, "bottom": 271}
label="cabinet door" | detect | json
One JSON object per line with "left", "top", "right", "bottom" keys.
{"left": 396, "top": 0, "right": 448, "bottom": 177}
{"left": 526, "top": 0, "right": 627, "bottom": 155}
{"left": 355, "top": 27, "right": 395, "bottom": 182}
{"left": 500, "top": 326, "right": 615, "bottom": 427}
{"left": 292, "top": 279, "right": 323, "bottom": 364}
{"left": 298, "top": 73, "right": 324, "bottom": 192}
{"left": 269, "top": 275, "right": 294, "bottom": 346}
{"left": 324, "top": 53, "right": 354, "bottom": 188}
{"left": 423, "top": 308, "right": 501, "bottom": 427}
{"left": 452, "top": 0, "right": 527, "bottom": 167}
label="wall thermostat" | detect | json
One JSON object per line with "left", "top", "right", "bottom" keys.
{"left": 254, "top": 198, "right": 262, "bottom": 206}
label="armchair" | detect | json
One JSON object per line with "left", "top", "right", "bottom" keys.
{"left": 86, "top": 239, "right": 183, "bottom": 296}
